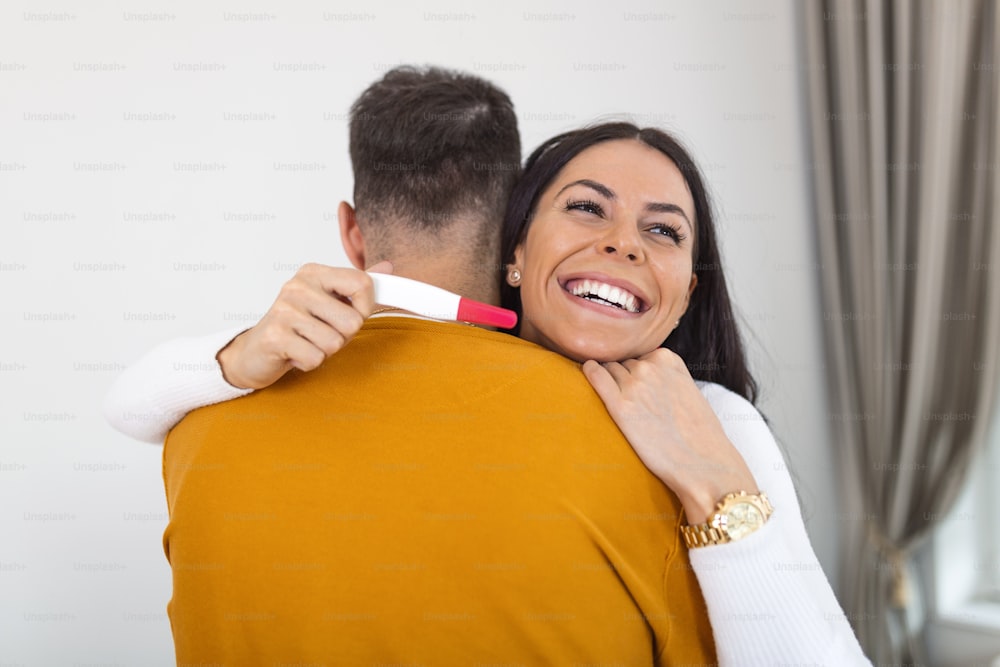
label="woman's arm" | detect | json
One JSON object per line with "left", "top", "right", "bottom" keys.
{"left": 103, "top": 328, "right": 254, "bottom": 443}
{"left": 584, "top": 351, "right": 871, "bottom": 666}
{"left": 104, "top": 264, "right": 381, "bottom": 443}
{"left": 690, "top": 383, "right": 871, "bottom": 666}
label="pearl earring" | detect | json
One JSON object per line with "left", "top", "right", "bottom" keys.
{"left": 507, "top": 268, "right": 521, "bottom": 286}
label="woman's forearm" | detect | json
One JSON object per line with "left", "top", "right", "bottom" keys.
{"left": 103, "top": 327, "right": 253, "bottom": 443}
{"left": 692, "top": 383, "right": 871, "bottom": 666}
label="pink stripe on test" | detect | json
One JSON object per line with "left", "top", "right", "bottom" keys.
{"left": 456, "top": 299, "right": 518, "bottom": 329}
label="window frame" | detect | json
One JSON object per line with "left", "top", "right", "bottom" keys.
{"left": 923, "top": 422, "right": 1000, "bottom": 665}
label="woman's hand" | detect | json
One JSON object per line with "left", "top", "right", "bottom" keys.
{"left": 582, "top": 348, "right": 760, "bottom": 524}
{"left": 217, "top": 261, "right": 391, "bottom": 390}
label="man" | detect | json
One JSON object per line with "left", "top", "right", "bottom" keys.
{"left": 153, "top": 67, "right": 715, "bottom": 663}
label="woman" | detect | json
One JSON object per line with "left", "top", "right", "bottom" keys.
{"left": 106, "top": 122, "right": 871, "bottom": 666}
{"left": 500, "top": 124, "right": 763, "bottom": 529}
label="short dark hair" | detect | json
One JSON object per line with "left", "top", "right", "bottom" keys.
{"left": 349, "top": 66, "right": 521, "bottom": 245}
{"left": 501, "top": 122, "right": 758, "bottom": 405}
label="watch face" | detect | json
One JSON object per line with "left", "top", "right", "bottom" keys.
{"left": 723, "top": 502, "right": 764, "bottom": 541}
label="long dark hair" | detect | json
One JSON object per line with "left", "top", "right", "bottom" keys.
{"left": 500, "top": 122, "right": 759, "bottom": 405}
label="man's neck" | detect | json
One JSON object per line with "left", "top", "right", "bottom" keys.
{"left": 374, "top": 258, "right": 500, "bottom": 306}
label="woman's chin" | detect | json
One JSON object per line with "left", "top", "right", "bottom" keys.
{"left": 554, "top": 338, "right": 637, "bottom": 365}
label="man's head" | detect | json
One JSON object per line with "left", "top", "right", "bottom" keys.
{"left": 342, "top": 66, "right": 521, "bottom": 286}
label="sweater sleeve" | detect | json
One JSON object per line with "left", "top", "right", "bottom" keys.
{"left": 689, "top": 382, "right": 872, "bottom": 667}
{"left": 103, "top": 327, "right": 255, "bottom": 443}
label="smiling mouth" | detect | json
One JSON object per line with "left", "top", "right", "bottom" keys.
{"left": 564, "top": 278, "right": 644, "bottom": 314}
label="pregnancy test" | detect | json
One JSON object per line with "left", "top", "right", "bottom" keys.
{"left": 368, "top": 273, "right": 518, "bottom": 329}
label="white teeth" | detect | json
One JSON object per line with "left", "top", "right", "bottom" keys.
{"left": 569, "top": 279, "right": 641, "bottom": 313}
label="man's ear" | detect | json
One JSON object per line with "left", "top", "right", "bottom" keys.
{"left": 338, "top": 201, "right": 366, "bottom": 270}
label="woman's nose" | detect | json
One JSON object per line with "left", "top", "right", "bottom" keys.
{"left": 598, "top": 225, "right": 644, "bottom": 262}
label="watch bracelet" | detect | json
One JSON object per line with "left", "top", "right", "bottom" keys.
{"left": 681, "top": 490, "right": 773, "bottom": 549}
{"left": 681, "top": 524, "right": 729, "bottom": 549}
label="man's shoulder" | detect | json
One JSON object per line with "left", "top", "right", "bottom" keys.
{"left": 184, "top": 318, "right": 594, "bottom": 418}
{"left": 353, "top": 317, "right": 582, "bottom": 376}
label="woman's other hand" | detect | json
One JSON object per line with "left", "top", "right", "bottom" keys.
{"left": 582, "top": 348, "right": 760, "bottom": 524}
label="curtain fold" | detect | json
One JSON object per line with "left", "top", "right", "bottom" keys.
{"left": 803, "top": 0, "right": 1000, "bottom": 663}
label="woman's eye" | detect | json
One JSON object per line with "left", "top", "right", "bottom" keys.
{"left": 565, "top": 199, "right": 604, "bottom": 216}
{"left": 648, "top": 224, "right": 687, "bottom": 244}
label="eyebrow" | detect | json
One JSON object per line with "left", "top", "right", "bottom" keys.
{"left": 556, "top": 178, "right": 693, "bottom": 229}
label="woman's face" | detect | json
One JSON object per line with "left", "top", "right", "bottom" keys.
{"left": 512, "top": 139, "right": 698, "bottom": 363}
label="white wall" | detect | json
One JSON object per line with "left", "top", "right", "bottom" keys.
{"left": 0, "top": 0, "right": 840, "bottom": 663}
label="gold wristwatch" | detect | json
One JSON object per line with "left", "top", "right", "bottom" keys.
{"left": 681, "top": 491, "right": 774, "bottom": 548}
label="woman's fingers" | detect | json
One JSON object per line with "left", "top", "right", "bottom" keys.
{"left": 581, "top": 359, "right": 618, "bottom": 397}
{"left": 218, "top": 264, "right": 377, "bottom": 389}
{"left": 289, "top": 314, "right": 349, "bottom": 360}
{"left": 600, "top": 360, "right": 634, "bottom": 387}
{"left": 299, "top": 291, "right": 365, "bottom": 345}
{"left": 280, "top": 332, "right": 329, "bottom": 372}
{"left": 297, "top": 264, "right": 378, "bottom": 318}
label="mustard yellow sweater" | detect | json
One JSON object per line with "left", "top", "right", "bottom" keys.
{"left": 163, "top": 317, "right": 716, "bottom": 665}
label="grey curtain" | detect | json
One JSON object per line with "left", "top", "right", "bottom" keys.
{"left": 802, "top": 0, "right": 1000, "bottom": 663}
